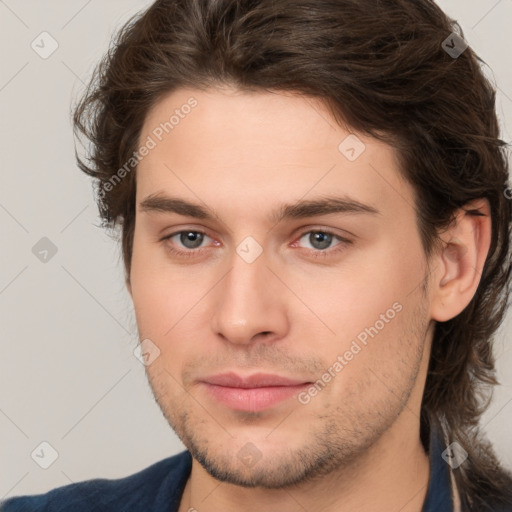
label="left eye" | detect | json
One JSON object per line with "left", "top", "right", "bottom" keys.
{"left": 297, "top": 231, "right": 343, "bottom": 251}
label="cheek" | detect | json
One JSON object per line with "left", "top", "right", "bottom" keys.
{"left": 294, "top": 240, "right": 427, "bottom": 400}
{"left": 131, "top": 274, "right": 203, "bottom": 347}
{"left": 130, "top": 246, "right": 215, "bottom": 372}
{"left": 315, "top": 295, "right": 426, "bottom": 418}
{"left": 130, "top": 236, "right": 192, "bottom": 327}
{"left": 298, "top": 242, "right": 425, "bottom": 341}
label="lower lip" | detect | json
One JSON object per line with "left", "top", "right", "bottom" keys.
{"left": 201, "top": 383, "right": 310, "bottom": 412}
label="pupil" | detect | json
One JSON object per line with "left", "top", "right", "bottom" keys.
{"left": 311, "top": 232, "right": 331, "bottom": 250}
{"left": 181, "top": 231, "right": 203, "bottom": 248}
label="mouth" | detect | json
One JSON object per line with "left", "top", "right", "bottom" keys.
{"left": 199, "top": 372, "right": 312, "bottom": 412}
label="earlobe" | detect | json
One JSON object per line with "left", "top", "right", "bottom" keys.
{"left": 430, "top": 199, "right": 491, "bottom": 322}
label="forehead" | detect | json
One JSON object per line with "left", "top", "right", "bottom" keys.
{"left": 136, "top": 86, "right": 415, "bottom": 224}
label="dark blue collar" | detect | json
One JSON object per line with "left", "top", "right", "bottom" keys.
{"left": 421, "top": 424, "right": 454, "bottom": 512}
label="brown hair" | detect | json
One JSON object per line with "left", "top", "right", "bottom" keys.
{"left": 73, "top": 0, "right": 512, "bottom": 508}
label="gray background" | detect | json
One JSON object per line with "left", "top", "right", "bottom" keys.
{"left": 1, "top": 0, "right": 511, "bottom": 499}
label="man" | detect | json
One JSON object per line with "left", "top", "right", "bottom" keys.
{"left": 2, "top": 0, "right": 512, "bottom": 510}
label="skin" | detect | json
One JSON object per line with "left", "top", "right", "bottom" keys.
{"left": 127, "top": 85, "right": 491, "bottom": 512}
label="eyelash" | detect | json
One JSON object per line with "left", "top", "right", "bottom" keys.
{"left": 160, "top": 229, "right": 352, "bottom": 260}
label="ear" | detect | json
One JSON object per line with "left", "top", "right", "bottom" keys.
{"left": 429, "top": 198, "right": 491, "bottom": 322}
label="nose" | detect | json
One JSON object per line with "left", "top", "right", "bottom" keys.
{"left": 210, "top": 247, "right": 290, "bottom": 346}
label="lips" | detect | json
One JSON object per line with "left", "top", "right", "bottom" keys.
{"left": 203, "top": 372, "right": 309, "bottom": 388}
{"left": 199, "top": 372, "right": 311, "bottom": 412}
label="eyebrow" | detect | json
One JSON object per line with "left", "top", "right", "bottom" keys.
{"left": 138, "top": 193, "right": 380, "bottom": 224}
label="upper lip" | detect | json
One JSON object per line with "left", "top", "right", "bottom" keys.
{"left": 201, "top": 372, "right": 310, "bottom": 388}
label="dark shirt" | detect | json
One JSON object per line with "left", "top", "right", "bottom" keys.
{"left": 1, "top": 426, "right": 454, "bottom": 511}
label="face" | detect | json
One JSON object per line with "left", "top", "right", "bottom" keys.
{"left": 128, "top": 85, "right": 433, "bottom": 488}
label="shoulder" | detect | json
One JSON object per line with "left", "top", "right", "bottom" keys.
{"left": 0, "top": 450, "right": 192, "bottom": 512}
